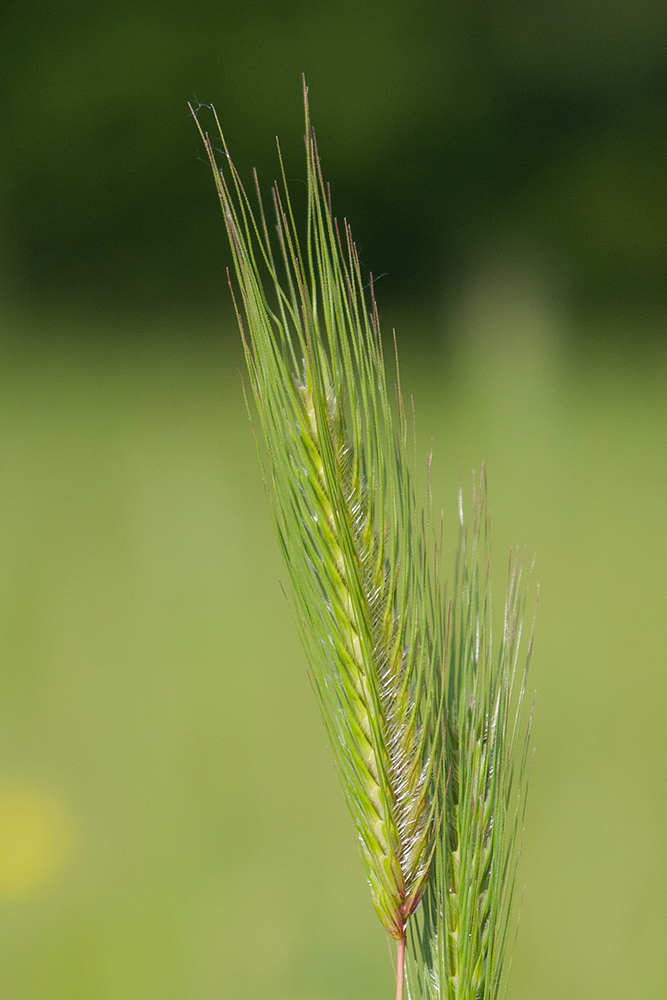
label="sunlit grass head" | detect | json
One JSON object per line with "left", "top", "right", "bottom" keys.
{"left": 192, "top": 80, "right": 535, "bottom": 1000}
{"left": 408, "top": 473, "right": 535, "bottom": 1000}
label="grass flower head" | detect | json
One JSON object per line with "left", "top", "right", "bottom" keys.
{"left": 191, "top": 81, "right": 535, "bottom": 1000}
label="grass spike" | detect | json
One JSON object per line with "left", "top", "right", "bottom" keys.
{"left": 406, "top": 470, "right": 535, "bottom": 1000}
{"left": 191, "top": 82, "right": 446, "bottom": 1000}
{"left": 191, "top": 83, "right": 534, "bottom": 1000}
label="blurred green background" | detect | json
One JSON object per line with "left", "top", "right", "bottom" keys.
{"left": 1, "top": 1, "right": 667, "bottom": 998}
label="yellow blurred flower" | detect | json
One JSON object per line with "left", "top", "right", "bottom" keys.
{"left": 0, "top": 782, "right": 74, "bottom": 898}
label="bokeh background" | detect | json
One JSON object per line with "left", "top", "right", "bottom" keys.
{"left": 1, "top": 2, "right": 667, "bottom": 998}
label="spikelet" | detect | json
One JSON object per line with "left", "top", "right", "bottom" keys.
{"left": 190, "top": 84, "right": 443, "bottom": 950}
{"left": 407, "top": 473, "right": 535, "bottom": 1000}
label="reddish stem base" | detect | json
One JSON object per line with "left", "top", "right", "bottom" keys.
{"left": 395, "top": 936, "right": 406, "bottom": 1000}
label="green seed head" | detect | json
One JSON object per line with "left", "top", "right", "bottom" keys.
{"left": 191, "top": 84, "right": 444, "bottom": 943}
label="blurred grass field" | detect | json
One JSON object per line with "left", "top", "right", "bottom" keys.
{"left": 0, "top": 297, "right": 666, "bottom": 1000}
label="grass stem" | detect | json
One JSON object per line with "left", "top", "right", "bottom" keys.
{"left": 396, "top": 936, "right": 406, "bottom": 1000}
